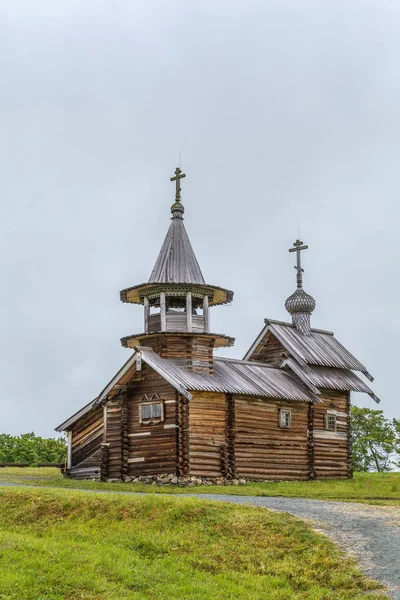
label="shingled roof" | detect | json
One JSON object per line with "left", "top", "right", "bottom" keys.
{"left": 56, "top": 339, "right": 381, "bottom": 432}
{"left": 244, "top": 319, "right": 374, "bottom": 381}
{"left": 148, "top": 216, "right": 205, "bottom": 285}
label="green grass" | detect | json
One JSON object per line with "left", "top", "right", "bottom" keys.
{"left": 0, "top": 486, "right": 387, "bottom": 599}
{"left": 1, "top": 468, "right": 400, "bottom": 505}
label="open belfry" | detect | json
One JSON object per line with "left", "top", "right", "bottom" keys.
{"left": 57, "top": 169, "right": 379, "bottom": 482}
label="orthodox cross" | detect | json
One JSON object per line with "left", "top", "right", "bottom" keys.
{"left": 289, "top": 239, "right": 308, "bottom": 289}
{"left": 170, "top": 167, "right": 186, "bottom": 202}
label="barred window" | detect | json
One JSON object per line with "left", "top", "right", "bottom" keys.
{"left": 325, "top": 413, "right": 337, "bottom": 431}
{"left": 139, "top": 402, "right": 164, "bottom": 423}
{"left": 279, "top": 409, "right": 291, "bottom": 428}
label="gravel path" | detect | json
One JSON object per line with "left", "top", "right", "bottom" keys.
{"left": 1, "top": 482, "right": 399, "bottom": 598}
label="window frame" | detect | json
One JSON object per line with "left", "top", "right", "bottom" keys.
{"left": 139, "top": 401, "right": 164, "bottom": 424}
{"left": 279, "top": 409, "right": 292, "bottom": 429}
{"left": 325, "top": 412, "right": 337, "bottom": 431}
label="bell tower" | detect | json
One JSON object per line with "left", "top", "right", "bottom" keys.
{"left": 119, "top": 167, "right": 234, "bottom": 374}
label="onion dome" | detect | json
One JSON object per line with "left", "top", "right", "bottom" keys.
{"left": 285, "top": 288, "right": 316, "bottom": 315}
{"left": 170, "top": 200, "right": 184, "bottom": 219}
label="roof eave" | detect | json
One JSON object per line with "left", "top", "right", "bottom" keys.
{"left": 264, "top": 318, "right": 334, "bottom": 336}
{"left": 121, "top": 332, "right": 235, "bottom": 349}
{"left": 120, "top": 283, "right": 234, "bottom": 306}
{"left": 55, "top": 398, "right": 97, "bottom": 432}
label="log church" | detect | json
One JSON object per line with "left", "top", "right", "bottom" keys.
{"left": 56, "top": 168, "right": 379, "bottom": 482}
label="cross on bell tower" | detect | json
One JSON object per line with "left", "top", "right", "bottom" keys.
{"left": 170, "top": 167, "right": 186, "bottom": 218}
{"left": 170, "top": 167, "right": 186, "bottom": 202}
{"left": 289, "top": 239, "right": 308, "bottom": 289}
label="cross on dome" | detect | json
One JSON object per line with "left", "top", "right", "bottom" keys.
{"left": 289, "top": 239, "right": 308, "bottom": 289}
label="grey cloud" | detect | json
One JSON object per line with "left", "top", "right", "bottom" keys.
{"left": 0, "top": 0, "right": 397, "bottom": 435}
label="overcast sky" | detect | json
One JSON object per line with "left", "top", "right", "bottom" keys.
{"left": 0, "top": 1, "right": 398, "bottom": 436}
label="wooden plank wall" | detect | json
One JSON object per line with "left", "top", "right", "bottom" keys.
{"left": 249, "top": 332, "right": 286, "bottom": 366}
{"left": 234, "top": 396, "right": 309, "bottom": 480}
{"left": 105, "top": 398, "right": 123, "bottom": 480}
{"left": 188, "top": 392, "right": 226, "bottom": 477}
{"left": 313, "top": 390, "right": 351, "bottom": 479}
{"left": 142, "top": 335, "right": 215, "bottom": 374}
{"left": 127, "top": 365, "right": 178, "bottom": 476}
{"left": 71, "top": 406, "right": 103, "bottom": 468}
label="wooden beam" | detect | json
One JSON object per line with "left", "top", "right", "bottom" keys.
{"left": 160, "top": 293, "right": 166, "bottom": 331}
{"left": 144, "top": 296, "right": 150, "bottom": 334}
{"left": 186, "top": 292, "right": 193, "bottom": 332}
{"left": 67, "top": 431, "right": 72, "bottom": 469}
{"left": 103, "top": 405, "right": 107, "bottom": 442}
{"left": 203, "top": 295, "right": 209, "bottom": 332}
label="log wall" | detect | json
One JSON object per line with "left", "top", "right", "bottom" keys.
{"left": 67, "top": 360, "right": 352, "bottom": 482}
{"left": 104, "top": 398, "right": 123, "bottom": 480}
{"left": 188, "top": 392, "right": 226, "bottom": 477}
{"left": 313, "top": 390, "right": 351, "bottom": 479}
{"left": 127, "top": 365, "right": 178, "bottom": 476}
{"left": 177, "top": 393, "right": 190, "bottom": 475}
{"left": 142, "top": 335, "right": 215, "bottom": 374}
{"left": 234, "top": 396, "right": 309, "bottom": 480}
{"left": 70, "top": 406, "right": 103, "bottom": 480}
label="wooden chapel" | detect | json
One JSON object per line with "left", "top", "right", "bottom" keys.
{"left": 56, "top": 168, "right": 379, "bottom": 482}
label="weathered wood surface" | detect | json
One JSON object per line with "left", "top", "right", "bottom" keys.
{"left": 68, "top": 466, "right": 101, "bottom": 480}
{"left": 313, "top": 390, "right": 350, "bottom": 479}
{"left": 307, "top": 403, "right": 316, "bottom": 479}
{"left": 143, "top": 335, "right": 215, "bottom": 374}
{"left": 177, "top": 392, "right": 190, "bottom": 475}
{"left": 100, "top": 443, "right": 109, "bottom": 481}
{"left": 148, "top": 312, "right": 205, "bottom": 334}
{"left": 189, "top": 392, "right": 226, "bottom": 477}
{"left": 127, "top": 365, "right": 177, "bottom": 476}
{"left": 121, "top": 390, "right": 129, "bottom": 480}
{"left": 71, "top": 406, "right": 103, "bottom": 469}
{"left": 67, "top": 359, "right": 353, "bottom": 483}
{"left": 225, "top": 393, "right": 236, "bottom": 478}
{"left": 234, "top": 396, "right": 309, "bottom": 480}
{"left": 104, "top": 398, "right": 123, "bottom": 479}
{"left": 248, "top": 331, "right": 286, "bottom": 366}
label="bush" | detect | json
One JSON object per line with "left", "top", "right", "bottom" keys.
{"left": 0, "top": 433, "right": 67, "bottom": 465}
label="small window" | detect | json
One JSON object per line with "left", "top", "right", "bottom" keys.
{"left": 139, "top": 402, "right": 164, "bottom": 424}
{"left": 279, "top": 409, "right": 291, "bottom": 428}
{"left": 325, "top": 413, "right": 337, "bottom": 431}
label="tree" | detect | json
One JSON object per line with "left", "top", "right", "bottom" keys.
{"left": 0, "top": 433, "right": 67, "bottom": 465}
{"left": 393, "top": 418, "right": 400, "bottom": 469}
{"left": 351, "top": 406, "right": 397, "bottom": 472}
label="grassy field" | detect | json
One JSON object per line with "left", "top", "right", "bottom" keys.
{"left": 0, "top": 486, "right": 387, "bottom": 600}
{"left": 1, "top": 468, "right": 399, "bottom": 505}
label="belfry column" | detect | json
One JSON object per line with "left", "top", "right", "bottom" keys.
{"left": 143, "top": 297, "right": 150, "bottom": 333}
{"left": 203, "top": 295, "right": 209, "bottom": 332}
{"left": 186, "top": 292, "right": 193, "bottom": 332}
{"left": 160, "top": 292, "right": 166, "bottom": 331}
